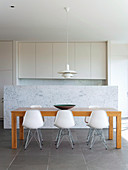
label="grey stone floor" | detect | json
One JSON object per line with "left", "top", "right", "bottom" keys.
{"left": 0, "top": 119, "right": 128, "bottom": 170}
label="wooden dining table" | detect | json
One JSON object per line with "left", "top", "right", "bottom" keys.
{"left": 11, "top": 107, "right": 121, "bottom": 149}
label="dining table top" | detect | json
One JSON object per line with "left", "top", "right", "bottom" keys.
{"left": 12, "top": 107, "right": 118, "bottom": 112}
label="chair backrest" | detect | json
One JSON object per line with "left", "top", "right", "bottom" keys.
{"left": 85, "top": 106, "right": 100, "bottom": 123}
{"left": 22, "top": 110, "right": 44, "bottom": 129}
{"left": 30, "top": 105, "right": 42, "bottom": 108}
{"left": 54, "top": 110, "right": 75, "bottom": 128}
{"left": 88, "top": 110, "right": 109, "bottom": 129}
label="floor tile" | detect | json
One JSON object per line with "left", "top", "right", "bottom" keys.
{"left": 48, "top": 164, "right": 88, "bottom": 170}
{"left": 50, "top": 142, "right": 82, "bottom": 156}
{"left": 49, "top": 154, "right": 85, "bottom": 165}
{"left": 8, "top": 165, "right": 47, "bottom": 170}
{"left": 11, "top": 155, "right": 49, "bottom": 166}
{"left": 0, "top": 166, "right": 9, "bottom": 170}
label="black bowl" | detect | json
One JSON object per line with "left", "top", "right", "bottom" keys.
{"left": 54, "top": 104, "right": 75, "bottom": 110}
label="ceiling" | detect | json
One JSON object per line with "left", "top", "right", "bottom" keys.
{"left": 0, "top": 0, "right": 128, "bottom": 42}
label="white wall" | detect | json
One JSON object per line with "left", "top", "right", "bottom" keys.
{"left": 110, "top": 43, "right": 128, "bottom": 117}
{"left": 0, "top": 41, "right": 13, "bottom": 118}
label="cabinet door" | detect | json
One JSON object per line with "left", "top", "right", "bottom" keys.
{"left": 36, "top": 43, "right": 52, "bottom": 78}
{"left": 19, "top": 43, "right": 35, "bottom": 78}
{"left": 53, "top": 43, "right": 75, "bottom": 78}
{"left": 0, "top": 41, "right": 12, "bottom": 70}
{"left": 91, "top": 43, "right": 106, "bottom": 79}
{"left": 75, "top": 43, "right": 90, "bottom": 78}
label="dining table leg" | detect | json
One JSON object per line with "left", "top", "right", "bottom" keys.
{"left": 19, "top": 117, "right": 24, "bottom": 140}
{"left": 109, "top": 116, "right": 113, "bottom": 140}
{"left": 11, "top": 112, "right": 17, "bottom": 149}
{"left": 116, "top": 113, "right": 121, "bottom": 149}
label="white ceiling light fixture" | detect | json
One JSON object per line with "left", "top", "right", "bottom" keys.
{"left": 58, "top": 7, "right": 77, "bottom": 79}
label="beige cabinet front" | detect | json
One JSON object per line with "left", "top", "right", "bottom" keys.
{"left": 18, "top": 42, "right": 106, "bottom": 79}
{"left": 36, "top": 43, "right": 52, "bottom": 78}
{"left": 75, "top": 43, "right": 91, "bottom": 78}
{"left": 91, "top": 43, "right": 106, "bottom": 79}
{"left": 19, "top": 43, "right": 35, "bottom": 78}
{"left": 53, "top": 43, "right": 75, "bottom": 78}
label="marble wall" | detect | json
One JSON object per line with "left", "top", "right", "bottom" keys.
{"left": 4, "top": 85, "right": 118, "bottom": 128}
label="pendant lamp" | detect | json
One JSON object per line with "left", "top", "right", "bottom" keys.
{"left": 58, "top": 7, "right": 77, "bottom": 78}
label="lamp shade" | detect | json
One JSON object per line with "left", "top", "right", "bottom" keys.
{"left": 58, "top": 64, "right": 77, "bottom": 78}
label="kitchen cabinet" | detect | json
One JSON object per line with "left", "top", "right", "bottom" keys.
{"left": 36, "top": 43, "right": 52, "bottom": 78}
{"left": 53, "top": 43, "right": 75, "bottom": 78}
{"left": 18, "top": 42, "right": 106, "bottom": 79}
{"left": 75, "top": 43, "right": 90, "bottom": 78}
{"left": 91, "top": 43, "right": 106, "bottom": 79}
{"left": 19, "top": 43, "right": 35, "bottom": 78}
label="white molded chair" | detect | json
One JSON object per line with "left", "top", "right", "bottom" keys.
{"left": 85, "top": 106, "right": 100, "bottom": 145}
{"left": 54, "top": 110, "right": 75, "bottom": 149}
{"left": 22, "top": 110, "right": 44, "bottom": 150}
{"left": 87, "top": 110, "right": 109, "bottom": 149}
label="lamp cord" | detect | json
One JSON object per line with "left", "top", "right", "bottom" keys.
{"left": 66, "top": 8, "right": 69, "bottom": 67}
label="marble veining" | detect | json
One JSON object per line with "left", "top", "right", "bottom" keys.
{"left": 4, "top": 85, "right": 118, "bottom": 128}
